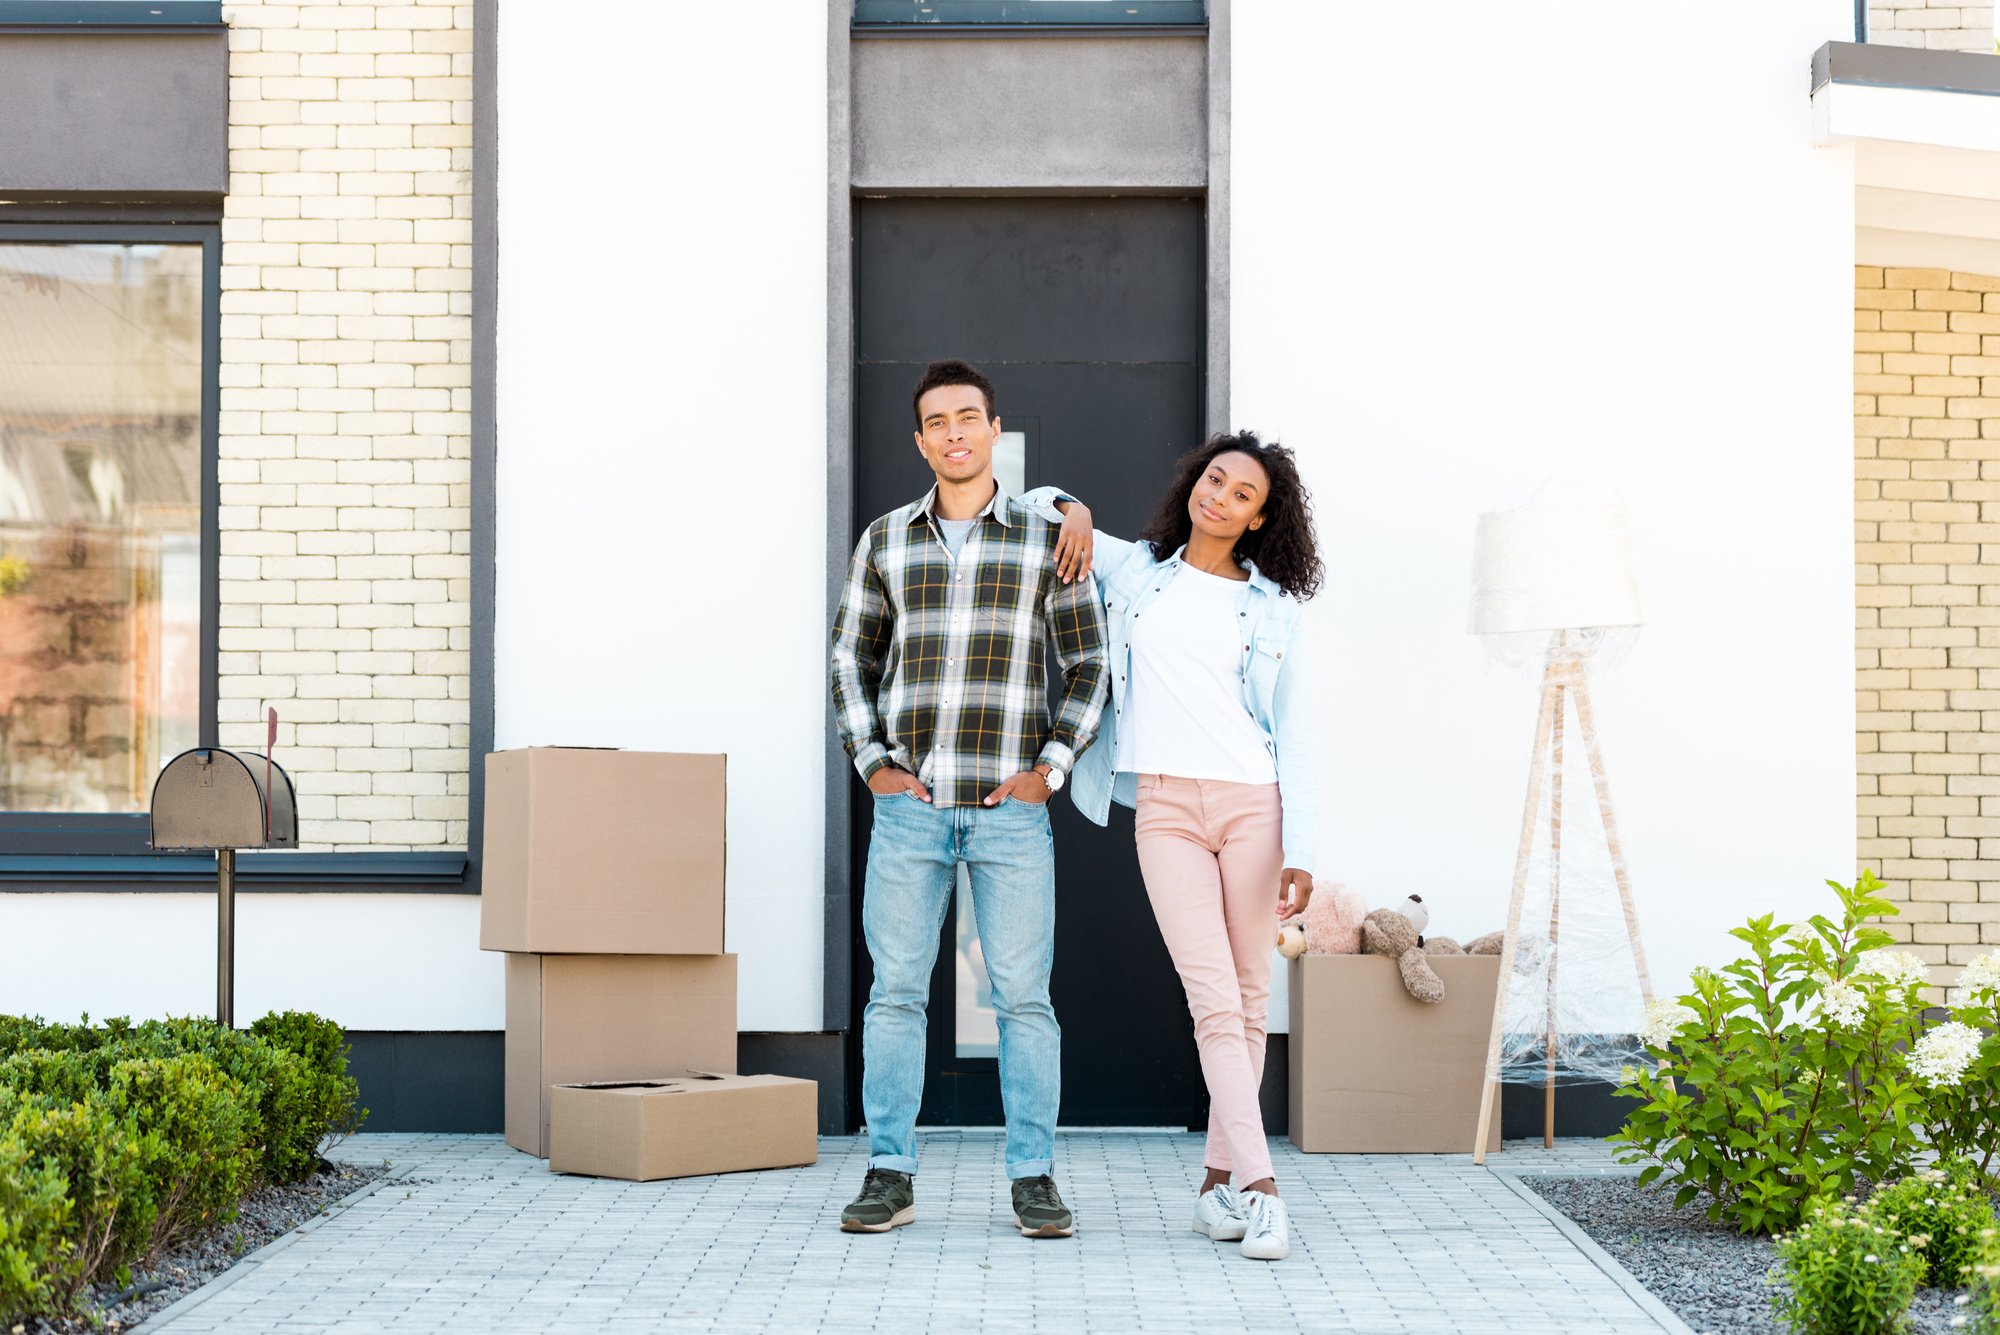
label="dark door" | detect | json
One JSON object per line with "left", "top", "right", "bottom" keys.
{"left": 849, "top": 197, "right": 1208, "bottom": 1127}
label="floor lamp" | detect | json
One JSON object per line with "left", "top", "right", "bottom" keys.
{"left": 1467, "top": 502, "right": 1656, "bottom": 1164}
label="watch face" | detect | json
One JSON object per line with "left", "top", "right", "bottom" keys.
{"left": 1045, "top": 768, "right": 1064, "bottom": 791}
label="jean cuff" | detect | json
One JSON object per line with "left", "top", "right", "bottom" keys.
{"left": 867, "top": 1153, "right": 918, "bottom": 1175}
{"left": 1006, "top": 1159, "right": 1054, "bottom": 1181}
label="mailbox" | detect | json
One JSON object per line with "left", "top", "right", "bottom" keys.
{"left": 148, "top": 730, "right": 296, "bottom": 1028}
{"left": 150, "top": 748, "right": 297, "bottom": 851}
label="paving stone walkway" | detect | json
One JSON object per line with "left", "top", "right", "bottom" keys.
{"left": 136, "top": 1132, "right": 1675, "bottom": 1334}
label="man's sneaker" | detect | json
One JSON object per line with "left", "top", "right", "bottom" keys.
{"left": 1191, "top": 1184, "right": 1249, "bottom": 1241}
{"left": 840, "top": 1168, "right": 915, "bottom": 1233}
{"left": 1240, "top": 1191, "right": 1291, "bottom": 1261}
{"left": 1010, "top": 1174, "right": 1075, "bottom": 1238}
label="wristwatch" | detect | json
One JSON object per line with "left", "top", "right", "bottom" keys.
{"left": 1035, "top": 763, "right": 1065, "bottom": 793}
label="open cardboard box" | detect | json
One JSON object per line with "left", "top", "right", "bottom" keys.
{"left": 548, "top": 1072, "right": 818, "bottom": 1182}
{"left": 1287, "top": 953, "right": 1504, "bottom": 1154}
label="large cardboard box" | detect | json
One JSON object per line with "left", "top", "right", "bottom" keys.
{"left": 547, "top": 1073, "right": 818, "bottom": 1181}
{"left": 480, "top": 748, "right": 725, "bottom": 955}
{"left": 1287, "top": 954, "right": 1504, "bottom": 1154}
{"left": 504, "top": 953, "right": 738, "bottom": 1158}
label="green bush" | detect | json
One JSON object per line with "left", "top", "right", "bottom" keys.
{"left": 1864, "top": 1164, "right": 1996, "bottom": 1289}
{"left": 1772, "top": 1196, "right": 1927, "bottom": 1335}
{"left": 0, "top": 1124, "right": 73, "bottom": 1325}
{"left": 106, "top": 1055, "right": 258, "bottom": 1258}
{"left": 2, "top": 1097, "right": 149, "bottom": 1306}
{"left": 1961, "top": 1225, "right": 2000, "bottom": 1333}
{"left": 0, "top": 1010, "right": 364, "bottom": 1321}
{"left": 1614, "top": 873, "right": 1930, "bottom": 1234}
{"left": 250, "top": 1009, "right": 365, "bottom": 1155}
{"left": 1919, "top": 953, "right": 2000, "bottom": 1186}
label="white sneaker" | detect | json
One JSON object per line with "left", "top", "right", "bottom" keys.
{"left": 1191, "top": 1184, "right": 1248, "bottom": 1241}
{"left": 1239, "top": 1191, "right": 1290, "bottom": 1261}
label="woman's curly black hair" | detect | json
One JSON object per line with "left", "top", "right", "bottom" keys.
{"left": 1138, "top": 431, "right": 1324, "bottom": 600}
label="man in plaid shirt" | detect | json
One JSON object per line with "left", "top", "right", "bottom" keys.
{"left": 830, "top": 359, "right": 1108, "bottom": 1239}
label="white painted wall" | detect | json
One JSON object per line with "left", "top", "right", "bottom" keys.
{"left": 494, "top": 8, "right": 829, "bottom": 1030}
{"left": 0, "top": 894, "right": 499, "bottom": 1030}
{"left": 1235, "top": 0, "right": 1858, "bottom": 1029}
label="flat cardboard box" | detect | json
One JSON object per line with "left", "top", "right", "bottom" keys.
{"left": 548, "top": 1072, "right": 818, "bottom": 1182}
{"left": 1288, "top": 954, "right": 1504, "bottom": 1154}
{"left": 481, "top": 748, "right": 726, "bottom": 955}
{"left": 504, "top": 952, "right": 738, "bottom": 1158}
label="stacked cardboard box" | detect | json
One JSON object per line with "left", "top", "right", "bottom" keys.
{"left": 480, "top": 748, "right": 815, "bottom": 1178}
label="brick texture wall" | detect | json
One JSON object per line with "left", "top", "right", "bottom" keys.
{"left": 1867, "top": 0, "right": 1995, "bottom": 51}
{"left": 218, "top": 1, "right": 472, "bottom": 851}
{"left": 1856, "top": 264, "right": 2000, "bottom": 998}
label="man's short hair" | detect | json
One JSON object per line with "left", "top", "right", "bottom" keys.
{"left": 911, "top": 359, "right": 996, "bottom": 428}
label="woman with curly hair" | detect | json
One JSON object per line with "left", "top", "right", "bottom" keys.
{"left": 1022, "top": 431, "right": 1323, "bottom": 1262}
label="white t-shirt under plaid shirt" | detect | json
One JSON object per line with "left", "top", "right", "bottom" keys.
{"left": 830, "top": 481, "right": 1110, "bottom": 809}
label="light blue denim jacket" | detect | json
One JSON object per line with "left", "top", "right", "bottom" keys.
{"left": 1020, "top": 487, "right": 1319, "bottom": 873}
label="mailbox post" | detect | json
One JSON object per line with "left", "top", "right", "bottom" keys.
{"left": 148, "top": 725, "right": 297, "bottom": 1027}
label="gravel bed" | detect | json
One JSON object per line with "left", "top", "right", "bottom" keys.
{"left": 1527, "top": 1174, "right": 1984, "bottom": 1335}
{"left": 15, "top": 1158, "right": 392, "bottom": 1334}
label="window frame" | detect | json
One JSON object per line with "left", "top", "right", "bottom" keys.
{"left": 0, "top": 222, "right": 220, "bottom": 860}
{"left": 0, "top": 2, "right": 221, "bottom": 28}
{"left": 852, "top": 0, "right": 1206, "bottom": 30}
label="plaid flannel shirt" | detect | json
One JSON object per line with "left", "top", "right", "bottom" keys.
{"left": 830, "top": 481, "right": 1110, "bottom": 810}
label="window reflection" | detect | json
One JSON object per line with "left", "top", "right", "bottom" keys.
{"left": 0, "top": 243, "right": 203, "bottom": 813}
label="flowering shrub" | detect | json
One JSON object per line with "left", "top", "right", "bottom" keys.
{"left": 1612, "top": 873, "right": 1932, "bottom": 1234}
{"left": 1866, "top": 1165, "right": 1996, "bottom": 1288}
{"left": 1771, "top": 1196, "right": 1926, "bottom": 1335}
{"left": 1922, "top": 957, "right": 2000, "bottom": 1184}
{"left": 1959, "top": 1226, "right": 2000, "bottom": 1333}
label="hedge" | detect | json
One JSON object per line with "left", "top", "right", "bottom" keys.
{"left": 0, "top": 1011, "right": 364, "bottom": 1324}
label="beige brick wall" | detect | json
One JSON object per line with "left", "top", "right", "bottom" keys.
{"left": 218, "top": 1, "right": 473, "bottom": 852}
{"left": 1868, "top": 0, "right": 1996, "bottom": 51}
{"left": 1856, "top": 264, "right": 2000, "bottom": 997}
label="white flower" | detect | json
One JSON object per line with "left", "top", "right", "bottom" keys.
{"left": 1641, "top": 1000, "right": 1697, "bottom": 1050}
{"left": 1865, "top": 1253, "right": 1880, "bottom": 1263}
{"left": 1817, "top": 977, "right": 1868, "bottom": 1029}
{"left": 1782, "top": 923, "right": 1817, "bottom": 948}
{"left": 1857, "top": 949, "right": 1931, "bottom": 990}
{"left": 1959, "top": 950, "right": 2000, "bottom": 999}
{"left": 1910, "top": 1021, "right": 1984, "bottom": 1087}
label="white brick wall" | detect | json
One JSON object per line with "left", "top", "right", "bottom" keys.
{"left": 1868, "top": 0, "right": 1996, "bottom": 51}
{"left": 218, "top": 1, "right": 473, "bottom": 852}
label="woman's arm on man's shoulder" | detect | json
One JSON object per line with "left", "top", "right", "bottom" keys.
{"left": 1016, "top": 485, "right": 1143, "bottom": 584}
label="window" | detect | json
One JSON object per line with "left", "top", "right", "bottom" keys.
{"left": 0, "top": 230, "right": 217, "bottom": 853}
{"left": 853, "top": 0, "right": 1205, "bottom": 28}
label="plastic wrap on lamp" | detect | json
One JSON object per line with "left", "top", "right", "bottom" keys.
{"left": 1492, "top": 711, "right": 1652, "bottom": 1087}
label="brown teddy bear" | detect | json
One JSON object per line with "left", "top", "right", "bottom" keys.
{"left": 1362, "top": 895, "right": 1445, "bottom": 1004}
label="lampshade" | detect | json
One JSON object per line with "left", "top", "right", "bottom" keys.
{"left": 1470, "top": 503, "right": 1642, "bottom": 635}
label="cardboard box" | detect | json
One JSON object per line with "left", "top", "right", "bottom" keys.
{"left": 504, "top": 953, "right": 738, "bottom": 1158}
{"left": 1287, "top": 954, "right": 1504, "bottom": 1154}
{"left": 547, "top": 1072, "right": 818, "bottom": 1182}
{"left": 480, "top": 748, "right": 726, "bottom": 955}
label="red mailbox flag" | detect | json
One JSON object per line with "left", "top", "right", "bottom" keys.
{"left": 265, "top": 707, "right": 278, "bottom": 844}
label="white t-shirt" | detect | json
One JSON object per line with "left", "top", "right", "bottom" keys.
{"left": 1116, "top": 565, "right": 1279, "bottom": 785}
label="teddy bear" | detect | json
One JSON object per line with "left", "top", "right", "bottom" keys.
{"left": 1275, "top": 881, "right": 1368, "bottom": 959}
{"left": 1361, "top": 894, "right": 1446, "bottom": 1004}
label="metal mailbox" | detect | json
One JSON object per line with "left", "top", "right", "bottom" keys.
{"left": 150, "top": 747, "right": 297, "bottom": 852}
{"left": 148, "top": 719, "right": 296, "bottom": 1028}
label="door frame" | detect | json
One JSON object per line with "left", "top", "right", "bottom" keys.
{"left": 829, "top": 193, "right": 1217, "bottom": 1130}
{"left": 822, "top": 5, "right": 1234, "bottom": 1133}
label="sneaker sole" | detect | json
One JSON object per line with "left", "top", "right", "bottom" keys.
{"left": 1014, "top": 1214, "right": 1075, "bottom": 1239}
{"left": 1241, "top": 1240, "right": 1290, "bottom": 1261}
{"left": 841, "top": 1205, "right": 915, "bottom": 1233}
{"left": 1193, "top": 1218, "right": 1248, "bottom": 1242}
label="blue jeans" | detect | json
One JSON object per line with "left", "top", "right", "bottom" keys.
{"left": 861, "top": 792, "right": 1060, "bottom": 1180}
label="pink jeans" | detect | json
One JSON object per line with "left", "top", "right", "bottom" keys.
{"left": 1133, "top": 774, "right": 1284, "bottom": 1187}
